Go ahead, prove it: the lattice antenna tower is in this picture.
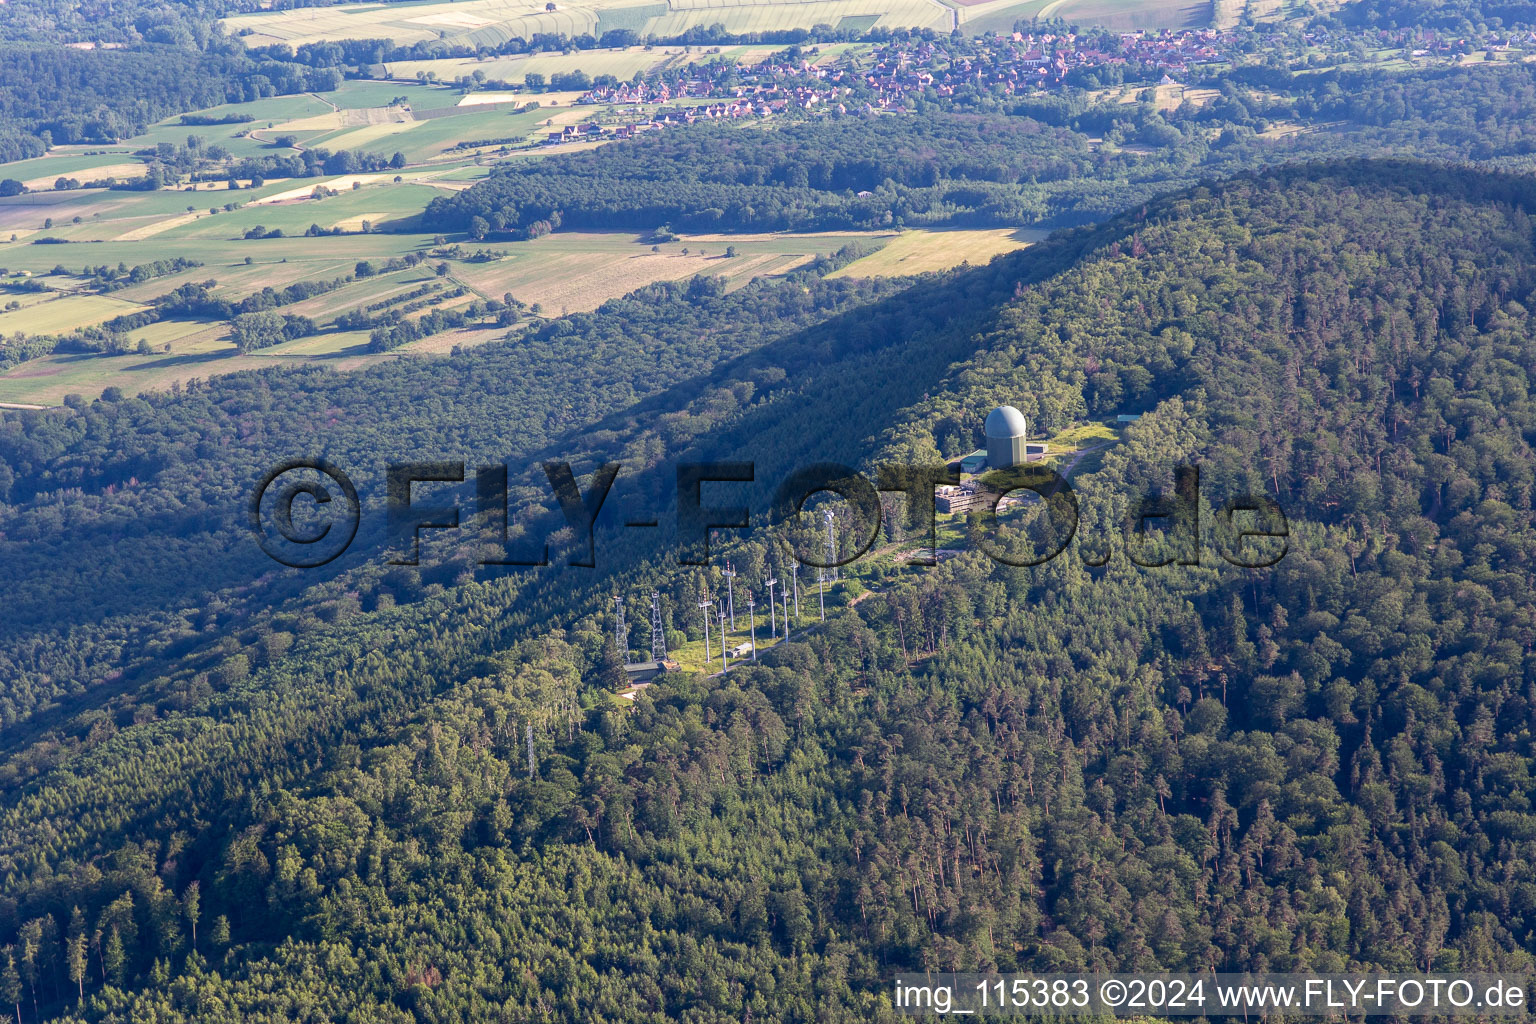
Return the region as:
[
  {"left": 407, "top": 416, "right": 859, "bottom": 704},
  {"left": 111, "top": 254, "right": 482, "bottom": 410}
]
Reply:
[
  {"left": 822, "top": 508, "right": 838, "bottom": 583},
  {"left": 613, "top": 592, "right": 628, "bottom": 654},
  {"left": 722, "top": 563, "right": 737, "bottom": 629},
  {"left": 698, "top": 595, "right": 714, "bottom": 661},
  {"left": 764, "top": 575, "right": 779, "bottom": 639},
  {"left": 650, "top": 590, "right": 666, "bottom": 661},
  {"left": 746, "top": 592, "right": 757, "bottom": 661}
]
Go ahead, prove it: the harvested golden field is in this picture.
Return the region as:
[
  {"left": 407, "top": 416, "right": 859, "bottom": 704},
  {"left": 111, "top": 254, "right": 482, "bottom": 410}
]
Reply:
[
  {"left": 827, "top": 228, "right": 1046, "bottom": 278},
  {"left": 449, "top": 232, "right": 842, "bottom": 312},
  {"left": 0, "top": 293, "right": 149, "bottom": 335}
]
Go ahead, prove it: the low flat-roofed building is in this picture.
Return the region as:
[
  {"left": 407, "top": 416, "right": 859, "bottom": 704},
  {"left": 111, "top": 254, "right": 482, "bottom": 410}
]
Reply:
[
  {"left": 624, "top": 661, "right": 666, "bottom": 683},
  {"left": 936, "top": 484, "right": 982, "bottom": 513}
]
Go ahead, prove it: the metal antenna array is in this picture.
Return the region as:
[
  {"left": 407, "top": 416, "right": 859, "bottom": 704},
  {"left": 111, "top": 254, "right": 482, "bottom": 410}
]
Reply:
[
  {"left": 613, "top": 592, "right": 627, "bottom": 655},
  {"left": 722, "top": 563, "right": 738, "bottom": 629},
  {"left": 698, "top": 596, "right": 714, "bottom": 661},
  {"left": 822, "top": 508, "right": 838, "bottom": 583},
  {"left": 819, "top": 508, "right": 836, "bottom": 622},
  {"left": 790, "top": 563, "right": 800, "bottom": 621},
  {"left": 650, "top": 590, "right": 666, "bottom": 661},
  {"left": 746, "top": 593, "right": 757, "bottom": 661},
  {"left": 764, "top": 576, "right": 778, "bottom": 639}
]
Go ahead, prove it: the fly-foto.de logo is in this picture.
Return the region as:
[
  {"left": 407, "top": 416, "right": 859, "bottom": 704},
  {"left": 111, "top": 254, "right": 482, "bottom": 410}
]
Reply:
[{"left": 249, "top": 459, "right": 1288, "bottom": 571}]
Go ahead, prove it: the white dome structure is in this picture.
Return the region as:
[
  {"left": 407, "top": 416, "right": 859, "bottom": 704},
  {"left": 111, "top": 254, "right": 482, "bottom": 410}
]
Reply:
[{"left": 984, "top": 405, "right": 1028, "bottom": 469}]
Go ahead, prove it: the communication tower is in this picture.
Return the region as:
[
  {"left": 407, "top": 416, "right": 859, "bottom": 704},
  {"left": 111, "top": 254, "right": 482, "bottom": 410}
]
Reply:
[{"left": 650, "top": 590, "right": 666, "bottom": 661}]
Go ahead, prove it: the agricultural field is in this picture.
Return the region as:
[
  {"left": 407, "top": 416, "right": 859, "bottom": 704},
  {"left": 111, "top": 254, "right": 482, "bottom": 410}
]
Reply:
[
  {"left": 0, "top": 341, "right": 267, "bottom": 408},
  {"left": 0, "top": 226, "right": 881, "bottom": 406},
  {"left": 826, "top": 227, "right": 1047, "bottom": 278},
  {"left": 253, "top": 99, "right": 571, "bottom": 164},
  {"left": 1039, "top": 0, "right": 1211, "bottom": 30},
  {"left": 0, "top": 293, "right": 148, "bottom": 335},
  {"left": 381, "top": 106, "right": 560, "bottom": 162},
  {"left": 0, "top": 167, "right": 489, "bottom": 249},
  {"left": 1090, "top": 81, "right": 1219, "bottom": 109},
  {"left": 0, "top": 81, "right": 551, "bottom": 206},
  {"left": 644, "top": 0, "right": 953, "bottom": 36},
  {"left": 374, "top": 43, "right": 872, "bottom": 90},
  {"left": 383, "top": 48, "right": 697, "bottom": 86},
  {"left": 224, "top": 0, "right": 958, "bottom": 50},
  {"left": 0, "top": 94, "right": 367, "bottom": 198},
  {"left": 448, "top": 230, "right": 860, "bottom": 313},
  {"left": 165, "top": 182, "right": 447, "bottom": 238},
  {"left": 953, "top": 0, "right": 1210, "bottom": 32},
  {"left": 226, "top": 0, "right": 661, "bottom": 48},
  {"left": 0, "top": 150, "right": 141, "bottom": 186}
]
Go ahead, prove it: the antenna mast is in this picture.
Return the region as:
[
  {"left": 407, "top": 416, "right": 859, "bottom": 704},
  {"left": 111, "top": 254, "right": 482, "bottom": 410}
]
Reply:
[
  {"left": 650, "top": 590, "right": 666, "bottom": 661},
  {"left": 819, "top": 508, "right": 836, "bottom": 622},
  {"left": 722, "top": 563, "right": 737, "bottom": 629},
  {"left": 746, "top": 593, "right": 757, "bottom": 661},
  {"left": 613, "top": 592, "right": 627, "bottom": 655},
  {"left": 764, "top": 576, "right": 778, "bottom": 639},
  {"left": 822, "top": 508, "right": 838, "bottom": 583},
  {"left": 698, "top": 596, "right": 714, "bottom": 661}
]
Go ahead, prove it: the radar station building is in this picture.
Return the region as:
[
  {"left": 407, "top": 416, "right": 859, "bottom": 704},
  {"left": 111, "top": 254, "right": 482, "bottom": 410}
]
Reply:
[
  {"left": 985, "top": 405, "right": 1029, "bottom": 469},
  {"left": 947, "top": 404, "right": 1049, "bottom": 490}
]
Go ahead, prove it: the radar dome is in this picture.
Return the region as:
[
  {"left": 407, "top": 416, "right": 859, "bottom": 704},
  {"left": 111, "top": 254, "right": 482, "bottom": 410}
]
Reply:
[
  {"left": 984, "top": 405, "right": 1028, "bottom": 469},
  {"left": 985, "top": 405, "right": 1028, "bottom": 438}
]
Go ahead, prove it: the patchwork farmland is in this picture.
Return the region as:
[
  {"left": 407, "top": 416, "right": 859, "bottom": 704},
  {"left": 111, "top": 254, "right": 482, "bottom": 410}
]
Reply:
[
  {"left": 0, "top": 127, "right": 923, "bottom": 407},
  {"left": 224, "top": 0, "right": 1212, "bottom": 49},
  {"left": 224, "top": 0, "right": 962, "bottom": 50}
]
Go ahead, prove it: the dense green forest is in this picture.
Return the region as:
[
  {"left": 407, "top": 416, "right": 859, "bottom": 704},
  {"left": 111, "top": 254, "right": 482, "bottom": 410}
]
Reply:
[
  {"left": 0, "top": 45, "right": 340, "bottom": 149},
  {"left": 422, "top": 115, "right": 1102, "bottom": 234},
  {"left": 1340, "top": 0, "right": 1536, "bottom": 28},
  {"left": 0, "top": 0, "right": 240, "bottom": 46},
  {"left": 3, "top": 161, "right": 1536, "bottom": 1020}
]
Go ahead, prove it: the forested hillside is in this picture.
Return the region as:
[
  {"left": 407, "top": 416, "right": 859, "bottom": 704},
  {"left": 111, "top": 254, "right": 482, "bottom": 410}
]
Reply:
[
  {"left": 423, "top": 63, "right": 1536, "bottom": 237},
  {"left": 0, "top": 45, "right": 340, "bottom": 149},
  {"left": 3, "top": 162, "right": 1536, "bottom": 1021}
]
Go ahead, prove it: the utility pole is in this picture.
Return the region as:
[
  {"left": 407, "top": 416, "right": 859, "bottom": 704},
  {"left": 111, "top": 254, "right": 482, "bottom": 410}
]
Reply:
[
  {"left": 698, "top": 596, "right": 714, "bottom": 661},
  {"left": 719, "top": 610, "right": 728, "bottom": 674},
  {"left": 722, "top": 563, "right": 737, "bottom": 629},
  {"left": 765, "top": 576, "right": 778, "bottom": 639},
  {"left": 782, "top": 587, "right": 791, "bottom": 642},
  {"left": 791, "top": 562, "right": 800, "bottom": 621},
  {"left": 819, "top": 568, "right": 827, "bottom": 622},
  {"left": 746, "top": 593, "right": 757, "bottom": 661}
]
